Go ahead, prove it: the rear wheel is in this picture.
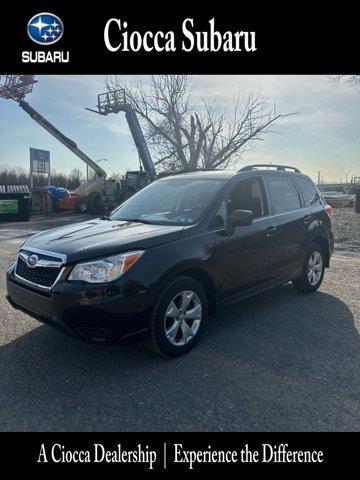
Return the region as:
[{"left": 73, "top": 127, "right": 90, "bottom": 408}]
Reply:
[
  {"left": 148, "top": 277, "right": 208, "bottom": 357},
  {"left": 292, "top": 243, "right": 325, "bottom": 293},
  {"left": 75, "top": 200, "right": 87, "bottom": 213}
]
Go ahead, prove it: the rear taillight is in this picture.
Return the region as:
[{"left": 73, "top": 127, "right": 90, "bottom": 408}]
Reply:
[{"left": 325, "top": 204, "right": 333, "bottom": 218}]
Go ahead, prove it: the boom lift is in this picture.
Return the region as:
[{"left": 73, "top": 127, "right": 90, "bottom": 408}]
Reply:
[
  {"left": 86, "top": 89, "right": 157, "bottom": 199},
  {"left": 19, "top": 100, "right": 107, "bottom": 181},
  {"left": 0, "top": 75, "right": 106, "bottom": 180},
  {"left": 0, "top": 76, "right": 156, "bottom": 214}
]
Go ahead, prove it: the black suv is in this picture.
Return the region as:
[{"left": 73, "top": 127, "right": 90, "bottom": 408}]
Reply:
[{"left": 6, "top": 165, "right": 334, "bottom": 357}]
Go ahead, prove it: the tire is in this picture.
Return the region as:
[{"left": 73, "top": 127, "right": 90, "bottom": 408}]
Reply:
[
  {"left": 75, "top": 200, "right": 87, "bottom": 213},
  {"left": 148, "top": 276, "right": 208, "bottom": 357},
  {"left": 292, "top": 243, "right": 325, "bottom": 293},
  {"left": 88, "top": 192, "right": 104, "bottom": 215}
]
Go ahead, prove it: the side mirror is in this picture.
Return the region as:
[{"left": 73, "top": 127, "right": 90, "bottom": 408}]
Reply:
[{"left": 229, "top": 209, "right": 253, "bottom": 227}]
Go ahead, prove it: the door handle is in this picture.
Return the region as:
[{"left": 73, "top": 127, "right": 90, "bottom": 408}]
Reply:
[
  {"left": 266, "top": 226, "right": 278, "bottom": 236},
  {"left": 303, "top": 214, "right": 312, "bottom": 224}
]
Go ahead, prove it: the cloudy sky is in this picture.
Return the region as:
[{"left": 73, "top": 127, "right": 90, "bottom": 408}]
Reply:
[{"left": 0, "top": 75, "right": 359, "bottom": 183}]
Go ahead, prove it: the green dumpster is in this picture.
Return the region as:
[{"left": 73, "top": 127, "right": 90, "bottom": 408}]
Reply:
[{"left": 0, "top": 185, "right": 30, "bottom": 222}]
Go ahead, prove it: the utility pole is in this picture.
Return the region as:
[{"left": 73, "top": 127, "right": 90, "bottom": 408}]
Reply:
[{"left": 317, "top": 171, "right": 321, "bottom": 186}]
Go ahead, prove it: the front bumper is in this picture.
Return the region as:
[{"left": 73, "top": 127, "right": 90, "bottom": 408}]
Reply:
[{"left": 6, "top": 267, "right": 152, "bottom": 343}]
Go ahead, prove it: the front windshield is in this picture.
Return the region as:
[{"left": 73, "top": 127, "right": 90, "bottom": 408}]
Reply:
[{"left": 110, "top": 177, "right": 224, "bottom": 225}]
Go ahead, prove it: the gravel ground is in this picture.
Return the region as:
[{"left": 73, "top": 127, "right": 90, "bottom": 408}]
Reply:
[
  {"left": 0, "top": 211, "right": 359, "bottom": 431},
  {"left": 332, "top": 207, "right": 360, "bottom": 252}
]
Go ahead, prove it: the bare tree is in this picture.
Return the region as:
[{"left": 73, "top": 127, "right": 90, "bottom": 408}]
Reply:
[
  {"left": 0, "top": 164, "right": 28, "bottom": 185},
  {"left": 340, "top": 165, "right": 352, "bottom": 183},
  {"left": 104, "top": 75, "right": 294, "bottom": 173},
  {"left": 0, "top": 164, "right": 83, "bottom": 190},
  {"left": 69, "top": 168, "right": 82, "bottom": 188}
]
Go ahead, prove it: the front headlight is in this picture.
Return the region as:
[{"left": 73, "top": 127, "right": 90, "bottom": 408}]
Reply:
[{"left": 68, "top": 251, "right": 144, "bottom": 284}]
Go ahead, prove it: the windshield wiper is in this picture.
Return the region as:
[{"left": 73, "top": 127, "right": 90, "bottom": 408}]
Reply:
[{"left": 119, "top": 218, "right": 157, "bottom": 224}]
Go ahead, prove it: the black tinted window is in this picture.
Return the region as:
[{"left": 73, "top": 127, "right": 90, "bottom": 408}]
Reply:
[
  {"left": 295, "top": 177, "right": 322, "bottom": 207},
  {"left": 228, "top": 177, "right": 268, "bottom": 219},
  {"left": 266, "top": 176, "right": 301, "bottom": 214}
]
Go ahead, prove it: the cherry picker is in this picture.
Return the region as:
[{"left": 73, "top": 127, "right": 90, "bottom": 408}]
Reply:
[{"left": 0, "top": 75, "right": 157, "bottom": 214}]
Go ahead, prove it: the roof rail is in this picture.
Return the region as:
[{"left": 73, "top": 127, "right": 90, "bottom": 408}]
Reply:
[
  {"left": 157, "top": 168, "right": 227, "bottom": 178},
  {"left": 239, "top": 164, "right": 301, "bottom": 173}
]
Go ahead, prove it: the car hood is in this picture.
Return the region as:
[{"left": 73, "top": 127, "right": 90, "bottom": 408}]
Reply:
[{"left": 23, "top": 219, "right": 184, "bottom": 263}]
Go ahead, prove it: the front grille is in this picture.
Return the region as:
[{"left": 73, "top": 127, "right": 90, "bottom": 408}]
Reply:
[{"left": 16, "top": 257, "right": 60, "bottom": 288}]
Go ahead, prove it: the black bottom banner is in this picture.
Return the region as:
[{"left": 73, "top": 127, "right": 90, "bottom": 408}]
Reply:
[{"left": 0, "top": 432, "right": 357, "bottom": 471}]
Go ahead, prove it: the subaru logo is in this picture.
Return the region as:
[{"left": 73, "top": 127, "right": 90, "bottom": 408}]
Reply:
[
  {"left": 26, "top": 254, "right": 39, "bottom": 268},
  {"left": 27, "top": 13, "right": 64, "bottom": 45}
]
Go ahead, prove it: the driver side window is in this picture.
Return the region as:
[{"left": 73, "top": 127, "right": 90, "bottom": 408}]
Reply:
[
  {"left": 228, "top": 177, "right": 268, "bottom": 219},
  {"left": 212, "top": 176, "right": 268, "bottom": 229}
]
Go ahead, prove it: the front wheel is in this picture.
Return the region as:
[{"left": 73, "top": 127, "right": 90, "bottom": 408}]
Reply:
[
  {"left": 148, "top": 277, "right": 208, "bottom": 357},
  {"left": 292, "top": 243, "right": 325, "bottom": 293},
  {"left": 88, "top": 192, "right": 104, "bottom": 215}
]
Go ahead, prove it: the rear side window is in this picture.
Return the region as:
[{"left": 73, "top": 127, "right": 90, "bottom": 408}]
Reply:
[
  {"left": 266, "top": 176, "right": 301, "bottom": 214},
  {"left": 294, "top": 177, "right": 322, "bottom": 207}
]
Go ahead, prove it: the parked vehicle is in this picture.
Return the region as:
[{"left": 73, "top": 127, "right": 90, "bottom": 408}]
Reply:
[
  {"left": 6, "top": 165, "right": 334, "bottom": 357},
  {"left": 44, "top": 186, "right": 70, "bottom": 211},
  {"left": 58, "top": 171, "right": 153, "bottom": 214}
]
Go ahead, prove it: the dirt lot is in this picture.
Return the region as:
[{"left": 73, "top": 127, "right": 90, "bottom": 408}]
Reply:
[
  {"left": 0, "top": 209, "right": 359, "bottom": 431},
  {"left": 332, "top": 207, "right": 360, "bottom": 252}
]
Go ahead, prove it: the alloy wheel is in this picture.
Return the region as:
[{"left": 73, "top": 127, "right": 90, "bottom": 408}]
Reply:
[
  {"left": 164, "top": 290, "right": 202, "bottom": 346},
  {"left": 307, "top": 250, "right": 323, "bottom": 286}
]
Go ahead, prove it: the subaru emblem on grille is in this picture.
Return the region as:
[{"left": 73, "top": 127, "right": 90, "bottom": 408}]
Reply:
[{"left": 26, "top": 254, "right": 39, "bottom": 268}]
